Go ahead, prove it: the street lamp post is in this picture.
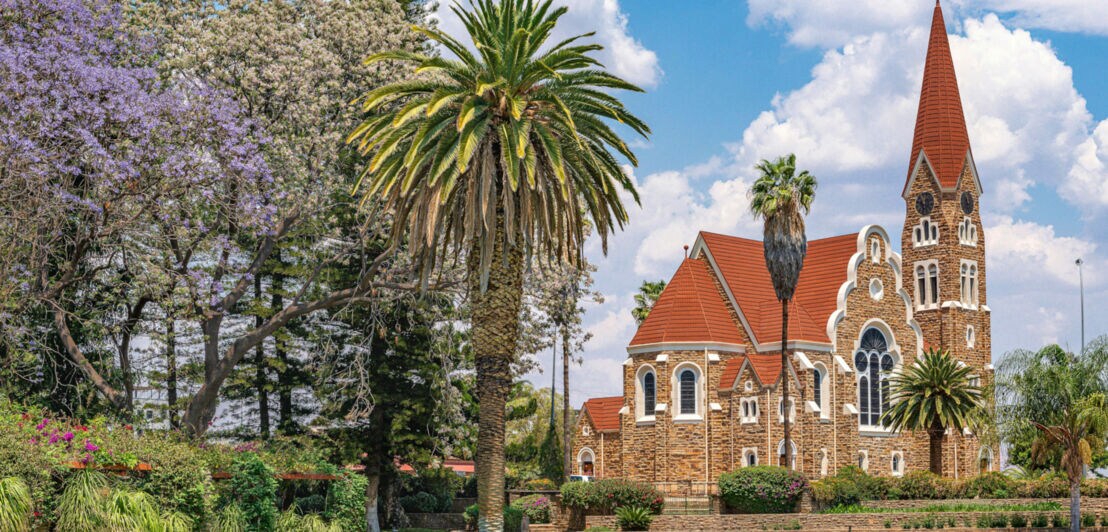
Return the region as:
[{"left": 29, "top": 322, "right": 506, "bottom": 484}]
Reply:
[{"left": 1077, "top": 258, "right": 1085, "bottom": 354}]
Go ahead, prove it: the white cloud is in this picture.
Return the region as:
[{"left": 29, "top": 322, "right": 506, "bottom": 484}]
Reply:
[
  {"left": 986, "top": 215, "right": 1098, "bottom": 286},
  {"left": 1062, "top": 119, "right": 1108, "bottom": 211},
  {"left": 432, "top": 0, "right": 661, "bottom": 87},
  {"left": 746, "top": 0, "right": 932, "bottom": 48},
  {"left": 976, "top": 0, "right": 1108, "bottom": 35}
]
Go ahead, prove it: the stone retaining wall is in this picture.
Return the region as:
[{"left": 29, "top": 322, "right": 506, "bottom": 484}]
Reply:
[
  {"left": 406, "top": 511, "right": 466, "bottom": 530},
  {"left": 585, "top": 512, "right": 1099, "bottom": 531}
]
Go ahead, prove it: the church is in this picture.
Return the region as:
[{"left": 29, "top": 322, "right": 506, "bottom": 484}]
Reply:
[{"left": 571, "top": 1, "right": 995, "bottom": 493}]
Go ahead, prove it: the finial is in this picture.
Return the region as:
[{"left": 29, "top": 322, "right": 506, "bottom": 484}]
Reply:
[{"left": 683, "top": 244, "right": 689, "bottom": 258}]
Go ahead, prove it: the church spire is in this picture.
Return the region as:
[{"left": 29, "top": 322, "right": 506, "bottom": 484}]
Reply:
[{"left": 905, "top": 0, "right": 971, "bottom": 191}]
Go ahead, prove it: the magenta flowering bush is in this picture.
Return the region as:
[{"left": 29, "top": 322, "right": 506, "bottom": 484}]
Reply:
[
  {"left": 719, "top": 466, "right": 809, "bottom": 514},
  {"left": 509, "top": 494, "right": 552, "bottom": 523}
]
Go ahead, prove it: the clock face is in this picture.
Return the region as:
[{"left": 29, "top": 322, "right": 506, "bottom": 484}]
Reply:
[
  {"left": 961, "top": 192, "right": 974, "bottom": 214},
  {"left": 915, "top": 192, "right": 934, "bottom": 216}
]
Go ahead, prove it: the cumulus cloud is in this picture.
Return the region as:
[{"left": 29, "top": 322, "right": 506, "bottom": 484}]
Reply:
[
  {"left": 432, "top": 0, "right": 661, "bottom": 87},
  {"left": 746, "top": 0, "right": 932, "bottom": 48},
  {"left": 1062, "top": 119, "right": 1108, "bottom": 210},
  {"left": 986, "top": 215, "right": 1099, "bottom": 286},
  {"left": 976, "top": 0, "right": 1108, "bottom": 35}
]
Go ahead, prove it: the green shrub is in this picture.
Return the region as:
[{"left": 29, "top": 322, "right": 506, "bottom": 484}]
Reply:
[
  {"left": 974, "top": 513, "right": 990, "bottom": 528},
  {"left": 1082, "top": 479, "right": 1108, "bottom": 497},
  {"left": 510, "top": 494, "right": 552, "bottom": 524},
  {"left": 894, "top": 471, "right": 945, "bottom": 500},
  {"left": 400, "top": 491, "right": 439, "bottom": 513},
  {"left": 324, "top": 472, "right": 367, "bottom": 529},
  {"left": 810, "top": 466, "right": 892, "bottom": 507},
  {"left": 718, "top": 466, "right": 808, "bottom": 514},
  {"left": 228, "top": 452, "right": 277, "bottom": 532},
  {"left": 959, "top": 472, "right": 1017, "bottom": 499},
  {"left": 1052, "top": 513, "right": 1069, "bottom": 528},
  {"left": 1030, "top": 513, "right": 1048, "bottom": 527},
  {"left": 584, "top": 527, "right": 615, "bottom": 532},
  {"left": 614, "top": 506, "right": 653, "bottom": 531},
  {"left": 560, "top": 479, "right": 664, "bottom": 514},
  {"left": 1008, "top": 513, "right": 1026, "bottom": 527},
  {"left": 463, "top": 504, "right": 525, "bottom": 532},
  {"left": 1017, "top": 472, "right": 1068, "bottom": 498},
  {"left": 988, "top": 513, "right": 1008, "bottom": 527},
  {"left": 525, "top": 478, "right": 558, "bottom": 490},
  {"left": 1083, "top": 513, "right": 1097, "bottom": 527}
]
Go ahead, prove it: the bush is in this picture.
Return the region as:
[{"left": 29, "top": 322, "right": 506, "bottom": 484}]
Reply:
[
  {"left": 958, "top": 472, "right": 1017, "bottom": 499},
  {"left": 510, "top": 494, "right": 552, "bottom": 524},
  {"left": 560, "top": 479, "right": 664, "bottom": 515},
  {"left": 463, "top": 504, "right": 525, "bottom": 532},
  {"left": 228, "top": 452, "right": 278, "bottom": 532},
  {"left": 810, "top": 466, "right": 894, "bottom": 508},
  {"left": 1030, "top": 513, "right": 1048, "bottom": 527},
  {"left": 1053, "top": 513, "right": 1069, "bottom": 528},
  {"left": 1083, "top": 513, "right": 1097, "bottom": 527},
  {"left": 614, "top": 506, "right": 653, "bottom": 531},
  {"left": 988, "top": 513, "right": 1008, "bottom": 527},
  {"left": 324, "top": 472, "right": 367, "bottom": 530},
  {"left": 894, "top": 471, "right": 946, "bottom": 500},
  {"left": 400, "top": 491, "right": 440, "bottom": 513},
  {"left": 1009, "top": 513, "right": 1027, "bottom": 527},
  {"left": 718, "top": 466, "right": 807, "bottom": 514},
  {"left": 525, "top": 478, "right": 558, "bottom": 490},
  {"left": 1017, "top": 472, "right": 1068, "bottom": 498},
  {"left": 0, "top": 477, "right": 32, "bottom": 532}
]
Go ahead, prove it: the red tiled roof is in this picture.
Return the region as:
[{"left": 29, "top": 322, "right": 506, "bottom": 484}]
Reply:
[
  {"left": 699, "top": 232, "right": 857, "bottom": 345},
  {"left": 719, "top": 354, "right": 787, "bottom": 390},
  {"left": 582, "top": 396, "right": 623, "bottom": 432},
  {"left": 906, "top": 0, "right": 971, "bottom": 190},
  {"left": 629, "top": 258, "right": 745, "bottom": 347}
]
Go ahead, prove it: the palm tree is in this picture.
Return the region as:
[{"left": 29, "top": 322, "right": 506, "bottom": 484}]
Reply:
[
  {"left": 882, "top": 348, "right": 983, "bottom": 476},
  {"left": 347, "top": 1, "right": 648, "bottom": 529},
  {"left": 749, "top": 153, "right": 816, "bottom": 470},
  {"left": 996, "top": 340, "right": 1108, "bottom": 532},
  {"left": 631, "top": 280, "right": 666, "bottom": 325}
]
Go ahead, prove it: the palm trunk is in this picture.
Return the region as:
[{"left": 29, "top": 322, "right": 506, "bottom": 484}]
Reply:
[
  {"left": 1070, "top": 479, "right": 1080, "bottom": 532},
  {"left": 471, "top": 219, "right": 525, "bottom": 532},
  {"left": 781, "top": 299, "right": 791, "bottom": 470},
  {"left": 927, "top": 420, "right": 944, "bottom": 475},
  {"left": 562, "top": 323, "right": 571, "bottom": 482}
]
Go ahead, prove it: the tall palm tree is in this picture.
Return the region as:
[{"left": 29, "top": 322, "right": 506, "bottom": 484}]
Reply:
[
  {"left": 882, "top": 348, "right": 983, "bottom": 475},
  {"left": 996, "top": 341, "right": 1108, "bottom": 532},
  {"left": 347, "top": 1, "right": 648, "bottom": 529},
  {"left": 749, "top": 153, "right": 816, "bottom": 470},
  {"left": 631, "top": 280, "right": 666, "bottom": 325}
]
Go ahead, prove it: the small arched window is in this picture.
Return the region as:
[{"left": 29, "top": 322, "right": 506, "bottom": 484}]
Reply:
[
  {"left": 679, "top": 369, "right": 697, "bottom": 415},
  {"left": 928, "top": 264, "right": 939, "bottom": 305},
  {"left": 812, "top": 369, "right": 823, "bottom": 409},
  {"left": 643, "top": 372, "right": 656, "bottom": 413}
]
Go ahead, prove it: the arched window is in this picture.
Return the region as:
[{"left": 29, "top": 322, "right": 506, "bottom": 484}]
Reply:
[
  {"left": 812, "top": 368, "right": 822, "bottom": 409},
  {"left": 578, "top": 448, "right": 595, "bottom": 476},
  {"left": 855, "top": 328, "right": 895, "bottom": 429},
  {"left": 743, "top": 448, "right": 758, "bottom": 467},
  {"left": 969, "top": 264, "right": 978, "bottom": 305},
  {"left": 857, "top": 451, "right": 869, "bottom": 471},
  {"left": 960, "top": 260, "right": 979, "bottom": 306},
  {"left": 928, "top": 264, "right": 939, "bottom": 305},
  {"left": 912, "top": 217, "right": 939, "bottom": 247},
  {"left": 979, "top": 447, "right": 994, "bottom": 473},
  {"left": 673, "top": 364, "right": 702, "bottom": 419},
  {"left": 891, "top": 451, "right": 904, "bottom": 477},
  {"left": 635, "top": 366, "right": 657, "bottom": 422},
  {"left": 777, "top": 440, "right": 798, "bottom": 469},
  {"left": 916, "top": 266, "right": 927, "bottom": 307}
]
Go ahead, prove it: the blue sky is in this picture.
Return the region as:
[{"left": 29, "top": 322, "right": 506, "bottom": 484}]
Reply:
[{"left": 436, "top": 0, "right": 1108, "bottom": 402}]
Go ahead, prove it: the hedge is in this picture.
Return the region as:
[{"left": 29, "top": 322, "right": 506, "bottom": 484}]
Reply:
[
  {"left": 560, "top": 479, "right": 665, "bottom": 515},
  {"left": 718, "top": 466, "right": 808, "bottom": 514},
  {"left": 510, "top": 493, "right": 552, "bottom": 524}
]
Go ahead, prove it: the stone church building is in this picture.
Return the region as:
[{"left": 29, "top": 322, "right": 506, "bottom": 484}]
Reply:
[{"left": 572, "top": 1, "right": 995, "bottom": 493}]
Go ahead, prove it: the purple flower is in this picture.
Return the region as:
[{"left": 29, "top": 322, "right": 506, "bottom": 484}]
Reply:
[
  {"left": 84, "top": 440, "right": 99, "bottom": 452},
  {"left": 48, "top": 433, "right": 60, "bottom": 444},
  {"left": 63, "top": 431, "right": 74, "bottom": 442}
]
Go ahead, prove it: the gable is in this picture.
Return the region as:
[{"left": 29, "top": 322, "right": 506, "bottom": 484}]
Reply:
[
  {"left": 628, "top": 257, "right": 745, "bottom": 348},
  {"left": 581, "top": 396, "right": 622, "bottom": 432}
]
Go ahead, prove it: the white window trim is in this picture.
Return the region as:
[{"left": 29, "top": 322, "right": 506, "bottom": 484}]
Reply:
[
  {"left": 870, "top": 238, "right": 881, "bottom": 263},
  {"left": 635, "top": 364, "right": 658, "bottom": 424},
  {"left": 855, "top": 328, "right": 900, "bottom": 433},
  {"left": 739, "top": 397, "right": 759, "bottom": 424},
  {"left": 812, "top": 363, "right": 830, "bottom": 420},
  {"left": 959, "top": 259, "right": 979, "bottom": 309},
  {"left": 958, "top": 217, "right": 978, "bottom": 247},
  {"left": 858, "top": 450, "right": 869, "bottom": 472},
  {"left": 914, "top": 260, "right": 940, "bottom": 310},
  {"left": 777, "top": 439, "right": 798, "bottom": 469},
  {"left": 742, "top": 447, "right": 758, "bottom": 467},
  {"left": 890, "top": 451, "right": 905, "bottom": 477},
  {"left": 577, "top": 448, "right": 595, "bottom": 475},
  {"left": 672, "top": 362, "right": 704, "bottom": 422},
  {"left": 582, "top": 424, "right": 591, "bottom": 436},
  {"left": 912, "top": 216, "right": 939, "bottom": 247},
  {"left": 966, "top": 325, "right": 976, "bottom": 349}
]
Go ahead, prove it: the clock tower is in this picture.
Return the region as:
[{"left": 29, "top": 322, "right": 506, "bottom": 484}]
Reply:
[{"left": 901, "top": 0, "right": 991, "bottom": 374}]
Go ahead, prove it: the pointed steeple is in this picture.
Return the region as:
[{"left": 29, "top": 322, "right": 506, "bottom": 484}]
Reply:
[{"left": 906, "top": 0, "right": 971, "bottom": 191}]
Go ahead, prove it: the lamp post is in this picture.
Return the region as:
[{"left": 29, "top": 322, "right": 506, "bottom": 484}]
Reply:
[{"left": 1077, "top": 258, "right": 1085, "bottom": 354}]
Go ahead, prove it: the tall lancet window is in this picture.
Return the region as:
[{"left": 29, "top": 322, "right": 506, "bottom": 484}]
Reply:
[{"left": 855, "top": 328, "right": 895, "bottom": 429}]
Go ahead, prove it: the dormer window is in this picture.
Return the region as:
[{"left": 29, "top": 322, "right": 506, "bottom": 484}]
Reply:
[
  {"left": 958, "top": 217, "right": 977, "bottom": 246},
  {"left": 912, "top": 217, "right": 939, "bottom": 247}
]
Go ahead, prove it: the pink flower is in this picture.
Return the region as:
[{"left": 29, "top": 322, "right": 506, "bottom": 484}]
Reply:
[
  {"left": 84, "top": 440, "right": 99, "bottom": 452},
  {"left": 63, "top": 431, "right": 74, "bottom": 442},
  {"left": 48, "top": 433, "right": 60, "bottom": 444}
]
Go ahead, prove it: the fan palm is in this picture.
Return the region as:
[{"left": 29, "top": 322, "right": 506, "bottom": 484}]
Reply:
[
  {"left": 996, "top": 341, "right": 1108, "bottom": 532},
  {"left": 631, "top": 280, "right": 666, "bottom": 325},
  {"left": 749, "top": 153, "right": 816, "bottom": 469},
  {"left": 347, "top": 1, "right": 648, "bottom": 529},
  {"left": 882, "top": 348, "right": 983, "bottom": 475}
]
